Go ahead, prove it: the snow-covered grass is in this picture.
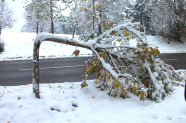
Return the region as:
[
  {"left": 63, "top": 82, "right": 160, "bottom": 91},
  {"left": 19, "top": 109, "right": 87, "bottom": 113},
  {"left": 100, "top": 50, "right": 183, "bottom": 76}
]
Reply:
[
  {"left": 0, "top": 80, "right": 186, "bottom": 123},
  {"left": 0, "top": 32, "right": 186, "bottom": 61},
  {"left": 146, "top": 36, "right": 186, "bottom": 53},
  {"left": 0, "top": 36, "right": 4, "bottom": 44},
  {"left": 0, "top": 32, "right": 92, "bottom": 61}
]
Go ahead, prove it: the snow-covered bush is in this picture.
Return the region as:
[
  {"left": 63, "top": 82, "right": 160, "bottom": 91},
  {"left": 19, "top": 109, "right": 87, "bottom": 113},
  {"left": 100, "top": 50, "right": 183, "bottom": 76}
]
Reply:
[
  {"left": 81, "top": 23, "right": 184, "bottom": 102},
  {"left": 0, "top": 36, "right": 5, "bottom": 53}
]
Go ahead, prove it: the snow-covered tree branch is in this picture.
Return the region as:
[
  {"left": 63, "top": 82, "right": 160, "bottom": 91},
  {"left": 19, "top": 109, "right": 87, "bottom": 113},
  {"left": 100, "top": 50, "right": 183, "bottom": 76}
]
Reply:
[{"left": 33, "top": 23, "right": 184, "bottom": 102}]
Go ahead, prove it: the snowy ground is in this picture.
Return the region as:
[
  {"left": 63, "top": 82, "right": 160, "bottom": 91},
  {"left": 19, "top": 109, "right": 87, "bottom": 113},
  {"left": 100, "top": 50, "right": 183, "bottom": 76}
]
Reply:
[
  {"left": 0, "top": 32, "right": 92, "bottom": 61},
  {"left": 146, "top": 36, "right": 186, "bottom": 53},
  {"left": 0, "top": 32, "right": 186, "bottom": 61},
  {"left": 0, "top": 80, "right": 186, "bottom": 123}
]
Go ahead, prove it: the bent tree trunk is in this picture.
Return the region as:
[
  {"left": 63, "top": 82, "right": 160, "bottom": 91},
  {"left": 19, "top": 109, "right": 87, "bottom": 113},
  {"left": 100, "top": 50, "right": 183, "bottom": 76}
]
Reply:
[
  {"left": 33, "top": 23, "right": 184, "bottom": 101},
  {"left": 0, "top": 26, "right": 2, "bottom": 35},
  {"left": 33, "top": 35, "right": 91, "bottom": 98}
]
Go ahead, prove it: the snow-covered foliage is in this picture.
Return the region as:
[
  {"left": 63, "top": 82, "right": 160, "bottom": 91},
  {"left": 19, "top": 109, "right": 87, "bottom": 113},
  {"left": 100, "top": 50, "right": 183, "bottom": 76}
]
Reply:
[
  {"left": 128, "top": 0, "right": 155, "bottom": 35},
  {"left": 24, "top": 0, "right": 50, "bottom": 34},
  {"left": 0, "top": 1, "right": 15, "bottom": 34},
  {"left": 33, "top": 23, "right": 184, "bottom": 102},
  {"left": 81, "top": 23, "right": 184, "bottom": 102},
  {"left": 68, "top": 0, "right": 131, "bottom": 34},
  {"left": 24, "top": 0, "right": 62, "bottom": 34},
  {"left": 0, "top": 35, "right": 5, "bottom": 52}
]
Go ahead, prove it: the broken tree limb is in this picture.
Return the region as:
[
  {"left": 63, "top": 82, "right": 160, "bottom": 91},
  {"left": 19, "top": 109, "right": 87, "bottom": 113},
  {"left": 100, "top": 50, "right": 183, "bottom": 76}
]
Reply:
[
  {"left": 33, "top": 23, "right": 184, "bottom": 101},
  {"left": 33, "top": 34, "right": 94, "bottom": 98}
]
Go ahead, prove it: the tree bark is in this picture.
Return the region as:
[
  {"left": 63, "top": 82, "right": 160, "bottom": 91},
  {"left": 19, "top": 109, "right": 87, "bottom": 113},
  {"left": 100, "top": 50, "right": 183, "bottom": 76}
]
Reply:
[
  {"left": 0, "top": 26, "right": 1, "bottom": 35},
  {"left": 92, "top": 0, "right": 95, "bottom": 31},
  {"left": 72, "top": 25, "right": 76, "bottom": 39},
  {"left": 50, "top": 0, "right": 54, "bottom": 34},
  {"left": 33, "top": 34, "right": 92, "bottom": 98},
  {"left": 36, "top": 21, "right": 39, "bottom": 34},
  {"left": 33, "top": 41, "right": 41, "bottom": 98},
  {"left": 98, "top": 12, "right": 102, "bottom": 35}
]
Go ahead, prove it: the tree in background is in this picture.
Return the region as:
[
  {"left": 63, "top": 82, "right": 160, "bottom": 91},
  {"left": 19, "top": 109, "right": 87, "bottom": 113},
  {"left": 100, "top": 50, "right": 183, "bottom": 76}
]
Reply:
[
  {"left": 0, "top": 1, "right": 15, "bottom": 35},
  {"left": 24, "top": 0, "right": 50, "bottom": 34},
  {"left": 48, "top": 0, "right": 62, "bottom": 34},
  {"left": 128, "top": 0, "right": 155, "bottom": 35},
  {"left": 24, "top": 0, "right": 62, "bottom": 34},
  {"left": 69, "top": 0, "right": 131, "bottom": 36},
  {"left": 150, "top": 0, "right": 186, "bottom": 42}
]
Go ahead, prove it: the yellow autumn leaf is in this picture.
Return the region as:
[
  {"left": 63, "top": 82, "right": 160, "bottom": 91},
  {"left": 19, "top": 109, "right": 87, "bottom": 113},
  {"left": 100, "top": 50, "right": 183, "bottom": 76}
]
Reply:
[
  {"left": 81, "top": 81, "right": 88, "bottom": 88},
  {"left": 132, "top": 85, "right": 137, "bottom": 94},
  {"left": 95, "top": 3, "right": 100, "bottom": 8},
  {"left": 113, "top": 93, "right": 117, "bottom": 97},
  {"left": 123, "top": 30, "right": 129, "bottom": 37},
  {"left": 154, "top": 49, "right": 159, "bottom": 56},
  {"left": 92, "top": 96, "right": 95, "bottom": 99},
  {"left": 88, "top": 21, "right": 92, "bottom": 25}
]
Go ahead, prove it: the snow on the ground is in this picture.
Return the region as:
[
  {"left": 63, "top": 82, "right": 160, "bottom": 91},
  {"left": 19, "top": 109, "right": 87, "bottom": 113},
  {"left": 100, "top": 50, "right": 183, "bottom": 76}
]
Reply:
[
  {"left": 0, "top": 80, "right": 186, "bottom": 123},
  {"left": 0, "top": 36, "right": 4, "bottom": 43},
  {"left": 146, "top": 36, "right": 186, "bottom": 53},
  {"left": 0, "top": 32, "right": 186, "bottom": 61},
  {"left": 0, "top": 32, "right": 92, "bottom": 61}
]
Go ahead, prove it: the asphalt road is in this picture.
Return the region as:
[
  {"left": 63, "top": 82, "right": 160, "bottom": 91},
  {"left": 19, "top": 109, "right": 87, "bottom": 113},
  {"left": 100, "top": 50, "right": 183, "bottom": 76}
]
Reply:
[
  {"left": 158, "top": 53, "right": 186, "bottom": 70},
  {"left": 0, "top": 53, "right": 185, "bottom": 86}
]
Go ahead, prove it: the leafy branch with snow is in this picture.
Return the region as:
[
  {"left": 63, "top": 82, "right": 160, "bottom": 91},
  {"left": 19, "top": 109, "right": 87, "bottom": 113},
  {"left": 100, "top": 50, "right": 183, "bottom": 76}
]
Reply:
[{"left": 33, "top": 23, "right": 184, "bottom": 102}]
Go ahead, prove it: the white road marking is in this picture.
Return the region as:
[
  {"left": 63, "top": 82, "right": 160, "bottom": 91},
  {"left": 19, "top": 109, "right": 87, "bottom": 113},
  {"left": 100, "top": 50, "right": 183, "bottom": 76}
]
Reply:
[
  {"left": 163, "top": 59, "right": 178, "bottom": 61},
  {"left": 19, "top": 65, "right": 84, "bottom": 71}
]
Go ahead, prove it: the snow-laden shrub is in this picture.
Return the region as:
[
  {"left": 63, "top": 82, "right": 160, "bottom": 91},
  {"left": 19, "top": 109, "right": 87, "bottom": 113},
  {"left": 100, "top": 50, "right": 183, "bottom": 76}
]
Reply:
[
  {"left": 0, "top": 36, "right": 5, "bottom": 53},
  {"left": 81, "top": 23, "right": 184, "bottom": 102}
]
